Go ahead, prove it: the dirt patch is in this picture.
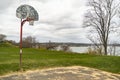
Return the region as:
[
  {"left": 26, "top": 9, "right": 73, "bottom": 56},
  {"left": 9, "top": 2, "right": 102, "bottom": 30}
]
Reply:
[{"left": 0, "top": 66, "right": 120, "bottom": 80}]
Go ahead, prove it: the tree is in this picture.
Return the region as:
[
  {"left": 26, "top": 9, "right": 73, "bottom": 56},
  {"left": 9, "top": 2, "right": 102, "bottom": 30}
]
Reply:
[
  {"left": 0, "top": 34, "right": 6, "bottom": 42},
  {"left": 108, "top": 41, "right": 118, "bottom": 56},
  {"left": 83, "top": 0, "right": 119, "bottom": 55},
  {"left": 60, "top": 44, "right": 71, "bottom": 52},
  {"left": 22, "top": 36, "right": 37, "bottom": 48},
  {"left": 46, "top": 40, "right": 57, "bottom": 50}
]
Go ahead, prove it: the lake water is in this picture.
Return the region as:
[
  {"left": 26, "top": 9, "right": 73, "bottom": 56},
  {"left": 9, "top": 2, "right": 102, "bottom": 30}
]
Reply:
[{"left": 70, "top": 46, "right": 120, "bottom": 56}]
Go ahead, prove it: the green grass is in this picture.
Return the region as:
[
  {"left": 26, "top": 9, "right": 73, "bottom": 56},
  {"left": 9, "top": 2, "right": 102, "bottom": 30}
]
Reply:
[{"left": 0, "top": 47, "right": 120, "bottom": 75}]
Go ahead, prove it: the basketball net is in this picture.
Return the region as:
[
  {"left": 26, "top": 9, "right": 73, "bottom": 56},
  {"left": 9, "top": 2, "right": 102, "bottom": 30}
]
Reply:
[
  {"left": 29, "top": 20, "right": 34, "bottom": 26},
  {"left": 26, "top": 17, "right": 34, "bottom": 26}
]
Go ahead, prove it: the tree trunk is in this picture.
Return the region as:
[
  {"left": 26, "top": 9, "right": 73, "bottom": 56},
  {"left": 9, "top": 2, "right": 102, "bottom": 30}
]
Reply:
[{"left": 103, "top": 42, "right": 107, "bottom": 55}]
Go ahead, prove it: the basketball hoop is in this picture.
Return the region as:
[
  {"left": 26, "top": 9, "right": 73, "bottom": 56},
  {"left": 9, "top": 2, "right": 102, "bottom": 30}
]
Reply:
[
  {"left": 16, "top": 4, "right": 39, "bottom": 70},
  {"left": 16, "top": 4, "right": 39, "bottom": 21}
]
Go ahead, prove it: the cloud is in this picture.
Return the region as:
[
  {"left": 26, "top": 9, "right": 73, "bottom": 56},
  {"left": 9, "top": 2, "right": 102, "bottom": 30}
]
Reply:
[
  {"left": 0, "top": 0, "right": 15, "bottom": 13},
  {"left": 0, "top": 0, "right": 89, "bottom": 43}
]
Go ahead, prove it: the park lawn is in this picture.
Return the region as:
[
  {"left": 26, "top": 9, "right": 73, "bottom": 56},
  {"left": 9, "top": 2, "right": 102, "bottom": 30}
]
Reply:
[{"left": 0, "top": 47, "right": 120, "bottom": 75}]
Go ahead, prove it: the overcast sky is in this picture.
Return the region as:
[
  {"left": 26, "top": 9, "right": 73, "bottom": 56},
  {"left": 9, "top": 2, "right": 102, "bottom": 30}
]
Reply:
[{"left": 0, "top": 0, "right": 92, "bottom": 43}]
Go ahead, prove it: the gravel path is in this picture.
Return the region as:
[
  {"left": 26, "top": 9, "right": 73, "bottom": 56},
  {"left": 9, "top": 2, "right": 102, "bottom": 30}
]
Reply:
[{"left": 0, "top": 66, "right": 120, "bottom": 80}]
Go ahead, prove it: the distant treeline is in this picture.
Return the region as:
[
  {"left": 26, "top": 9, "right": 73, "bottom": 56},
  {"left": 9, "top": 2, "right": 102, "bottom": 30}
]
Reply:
[
  {"left": 37, "top": 42, "right": 120, "bottom": 47},
  {"left": 38, "top": 42, "right": 92, "bottom": 47}
]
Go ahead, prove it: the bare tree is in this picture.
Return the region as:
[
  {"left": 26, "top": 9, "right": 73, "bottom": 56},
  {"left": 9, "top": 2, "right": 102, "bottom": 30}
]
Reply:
[
  {"left": 60, "top": 44, "right": 71, "bottom": 52},
  {"left": 46, "top": 40, "right": 57, "bottom": 50},
  {"left": 83, "top": 0, "right": 119, "bottom": 55},
  {"left": 108, "top": 41, "right": 118, "bottom": 56},
  {"left": 22, "top": 36, "right": 37, "bottom": 48},
  {"left": 0, "top": 34, "right": 6, "bottom": 42}
]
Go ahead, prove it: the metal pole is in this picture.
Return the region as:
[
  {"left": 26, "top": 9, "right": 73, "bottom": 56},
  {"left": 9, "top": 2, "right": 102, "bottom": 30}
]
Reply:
[
  {"left": 19, "top": 18, "right": 33, "bottom": 70},
  {"left": 19, "top": 19, "right": 23, "bottom": 70}
]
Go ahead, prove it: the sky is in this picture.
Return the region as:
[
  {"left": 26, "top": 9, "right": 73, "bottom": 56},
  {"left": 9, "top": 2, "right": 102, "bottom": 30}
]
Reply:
[{"left": 0, "top": 0, "right": 92, "bottom": 43}]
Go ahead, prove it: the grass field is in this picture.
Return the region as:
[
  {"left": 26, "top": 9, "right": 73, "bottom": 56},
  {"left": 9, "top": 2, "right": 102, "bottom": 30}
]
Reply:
[{"left": 0, "top": 46, "right": 120, "bottom": 75}]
